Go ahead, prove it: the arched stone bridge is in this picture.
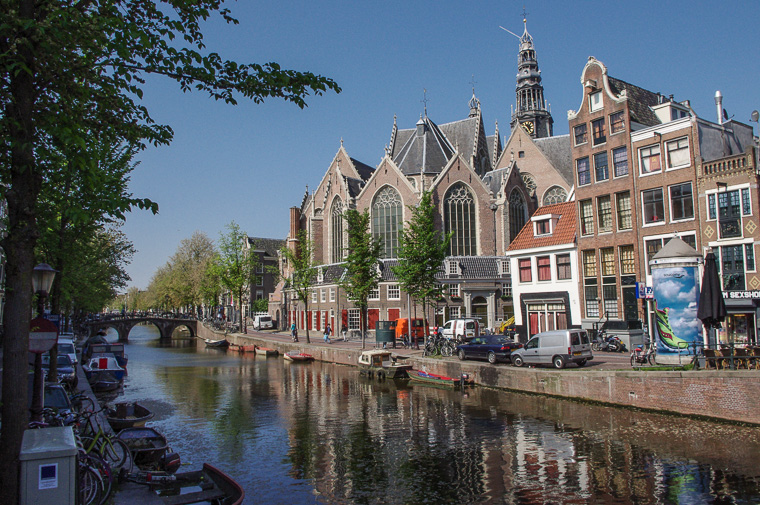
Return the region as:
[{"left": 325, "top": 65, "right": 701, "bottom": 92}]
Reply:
[{"left": 86, "top": 317, "right": 197, "bottom": 342}]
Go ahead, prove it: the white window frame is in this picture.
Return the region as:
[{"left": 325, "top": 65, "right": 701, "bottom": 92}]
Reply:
[
  {"left": 311, "top": 290, "right": 317, "bottom": 303},
  {"left": 368, "top": 286, "right": 380, "bottom": 301},
  {"left": 533, "top": 218, "right": 552, "bottom": 237},
  {"left": 317, "top": 268, "right": 324, "bottom": 283},
  {"left": 669, "top": 182, "right": 695, "bottom": 223},
  {"left": 387, "top": 284, "right": 400, "bottom": 300},
  {"left": 448, "top": 261, "right": 459, "bottom": 276},
  {"left": 573, "top": 123, "right": 588, "bottom": 146},
  {"left": 330, "top": 287, "right": 336, "bottom": 302},
  {"left": 449, "top": 306, "right": 461, "bottom": 319},
  {"left": 348, "top": 308, "right": 360, "bottom": 330},
  {"left": 642, "top": 188, "right": 665, "bottom": 225},
  {"left": 665, "top": 137, "right": 690, "bottom": 170},
  {"left": 589, "top": 91, "right": 603, "bottom": 112},
  {"left": 448, "top": 284, "right": 460, "bottom": 297},
  {"left": 320, "top": 289, "right": 326, "bottom": 303},
  {"left": 639, "top": 144, "right": 662, "bottom": 175}
]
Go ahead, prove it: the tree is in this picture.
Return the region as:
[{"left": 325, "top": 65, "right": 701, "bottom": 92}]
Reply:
[
  {"left": 166, "top": 231, "right": 217, "bottom": 313},
  {"left": 392, "top": 191, "right": 451, "bottom": 345},
  {"left": 213, "top": 222, "right": 258, "bottom": 332},
  {"left": 0, "top": 2, "right": 340, "bottom": 499},
  {"left": 280, "top": 230, "right": 319, "bottom": 344},
  {"left": 340, "top": 209, "right": 382, "bottom": 350}
]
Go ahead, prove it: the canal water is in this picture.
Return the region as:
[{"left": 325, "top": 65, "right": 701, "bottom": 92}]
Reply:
[{"left": 108, "top": 325, "right": 760, "bottom": 505}]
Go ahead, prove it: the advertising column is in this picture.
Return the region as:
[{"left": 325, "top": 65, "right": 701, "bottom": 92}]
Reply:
[{"left": 650, "top": 238, "right": 703, "bottom": 365}]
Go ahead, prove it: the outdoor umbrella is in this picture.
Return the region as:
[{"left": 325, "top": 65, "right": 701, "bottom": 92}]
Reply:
[{"left": 697, "top": 252, "right": 726, "bottom": 330}]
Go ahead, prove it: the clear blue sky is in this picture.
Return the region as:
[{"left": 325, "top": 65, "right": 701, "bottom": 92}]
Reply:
[{"left": 122, "top": 0, "right": 760, "bottom": 290}]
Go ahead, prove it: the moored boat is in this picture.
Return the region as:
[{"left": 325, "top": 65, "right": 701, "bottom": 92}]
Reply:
[
  {"left": 117, "top": 426, "right": 170, "bottom": 467},
  {"left": 283, "top": 351, "right": 314, "bottom": 362},
  {"left": 106, "top": 402, "right": 154, "bottom": 431},
  {"left": 83, "top": 355, "right": 126, "bottom": 381},
  {"left": 89, "top": 373, "right": 122, "bottom": 392},
  {"left": 407, "top": 369, "right": 461, "bottom": 388},
  {"left": 123, "top": 463, "right": 244, "bottom": 505},
  {"left": 205, "top": 338, "right": 229, "bottom": 348},
  {"left": 228, "top": 343, "right": 243, "bottom": 352},
  {"left": 358, "top": 350, "right": 412, "bottom": 379},
  {"left": 255, "top": 346, "right": 279, "bottom": 356},
  {"left": 241, "top": 345, "right": 257, "bottom": 353}
]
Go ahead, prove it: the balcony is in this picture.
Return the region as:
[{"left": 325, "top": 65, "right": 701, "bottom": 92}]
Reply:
[{"left": 702, "top": 152, "right": 752, "bottom": 176}]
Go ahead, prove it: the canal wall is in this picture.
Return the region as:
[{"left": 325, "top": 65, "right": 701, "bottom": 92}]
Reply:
[{"left": 199, "top": 326, "right": 760, "bottom": 425}]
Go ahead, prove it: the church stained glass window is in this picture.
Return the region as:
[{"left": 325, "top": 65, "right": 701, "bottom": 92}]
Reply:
[
  {"left": 372, "top": 186, "right": 402, "bottom": 258},
  {"left": 331, "top": 198, "right": 344, "bottom": 263},
  {"left": 444, "top": 183, "right": 476, "bottom": 256},
  {"left": 509, "top": 190, "right": 527, "bottom": 241}
]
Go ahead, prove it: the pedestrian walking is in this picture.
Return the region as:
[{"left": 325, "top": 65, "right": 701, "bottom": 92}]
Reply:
[
  {"left": 324, "top": 323, "right": 331, "bottom": 344},
  {"left": 291, "top": 322, "right": 298, "bottom": 342}
]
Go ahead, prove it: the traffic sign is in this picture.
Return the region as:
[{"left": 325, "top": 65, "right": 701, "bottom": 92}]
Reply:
[{"left": 29, "top": 317, "right": 59, "bottom": 353}]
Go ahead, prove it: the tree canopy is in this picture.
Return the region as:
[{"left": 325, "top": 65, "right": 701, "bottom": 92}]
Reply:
[{"left": 0, "top": 2, "right": 340, "bottom": 500}]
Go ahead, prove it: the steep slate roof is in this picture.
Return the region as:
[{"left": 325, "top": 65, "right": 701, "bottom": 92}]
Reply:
[
  {"left": 443, "top": 256, "right": 505, "bottom": 280},
  {"left": 507, "top": 201, "right": 577, "bottom": 252},
  {"left": 481, "top": 163, "right": 513, "bottom": 195},
  {"left": 607, "top": 76, "right": 662, "bottom": 127},
  {"left": 247, "top": 237, "right": 285, "bottom": 257},
  {"left": 439, "top": 116, "right": 478, "bottom": 159},
  {"left": 350, "top": 157, "right": 375, "bottom": 182},
  {"left": 392, "top": 116, "right": 456, "bottom": 175},
  {"left": 533, "top": 135, "right": 573, "bottom": 185}
]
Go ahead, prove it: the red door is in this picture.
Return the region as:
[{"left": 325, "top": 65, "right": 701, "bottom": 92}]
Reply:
[
  {"left": 529, "top": 312, "right": 539, "bottom": 337},
  {"left": 368, "top": 309, "right": 379, "bottom": 331},
  {"left": 388, "top": 308, "right": 400, "bottom": 322}
]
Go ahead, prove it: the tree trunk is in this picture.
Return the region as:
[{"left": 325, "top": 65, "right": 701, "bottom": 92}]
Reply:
[
  {"left": 303, "top": 299, "right": 310, "bottom": 343},
  {"left": 0, "top": 1, "right": 41, "bottom": 499}
]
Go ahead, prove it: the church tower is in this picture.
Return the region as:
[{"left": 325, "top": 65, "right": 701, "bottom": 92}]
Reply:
[{"left": 510, "top": 17, "right": 553, "bottom": 139}]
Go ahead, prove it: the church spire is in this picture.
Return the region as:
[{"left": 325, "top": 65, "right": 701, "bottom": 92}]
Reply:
[{"left": 508, "top": 15, "right": 553, "bottom": 138}]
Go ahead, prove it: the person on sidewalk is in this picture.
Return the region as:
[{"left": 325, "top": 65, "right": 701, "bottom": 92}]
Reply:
[
  {"left": 323, "top": 323, "right": 331, "bottom": 344},
  {"left": 291, "top": 322, "right": 298, "bottom": 342}
]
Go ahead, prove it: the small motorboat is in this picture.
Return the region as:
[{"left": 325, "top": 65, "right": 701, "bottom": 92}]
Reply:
[
  {"left": 204, "top": 338, "right": 229, "bottom": 349},
  {"left": 88, "top": 373, "right": 122, "bottom": 392},
  {"left": 123, "top": 463, "right": 244, "bottom": 505},
  {"left": 87, "top": 343, "right": 128, "bottom": 368},
  {"left": 241, "top": 345, "right": 257, "bottom": 353},
  {"left": 407, "top": 369, "right": 461, "bottom": 388},
  {"left": 83, "top": 355, "right": 126, "bottom": 381},
  {"left": 106, "top": 402, "right": 154, "bottom": 431},
  {"left": 358, "top": 350, "right": 412, "bottom": 379},
  {"left": 255, "top": 346, "right": 279, "bottom": 356},
  {"left": 228, "top": 343, "right": 243, "bottom": 352},
  {"left": 284, "top": 351, "right": 314, "bottom": 362},
  {"left": 117, "top": 426, "right": 170, "bottom": 468}
]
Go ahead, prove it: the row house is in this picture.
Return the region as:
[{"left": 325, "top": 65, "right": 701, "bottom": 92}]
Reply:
[{"left": 569, "top": 56, "right": 758, "bottom": 347}]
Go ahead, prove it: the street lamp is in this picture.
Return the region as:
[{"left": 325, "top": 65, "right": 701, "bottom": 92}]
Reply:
[
  {"left": 490, "top": 203, "right": 498, "bottom": 256},
  {"left": 30, "top": 263, "right": 57, "bottom": 422}
]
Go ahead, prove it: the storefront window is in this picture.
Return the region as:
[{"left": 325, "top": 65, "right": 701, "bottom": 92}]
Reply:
[{"left": 723, "top": 314, "right": 754, "bottom": 345}]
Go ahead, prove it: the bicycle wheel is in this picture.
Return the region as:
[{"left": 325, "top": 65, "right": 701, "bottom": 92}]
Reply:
[
  {"left": 441, "top": 342, "right": 454, "bottom": 357},
  {"left": 102, "top": 438, "right": 130, "bottom": 469},
  {"left": 83, "top": 453, "right": 113, "bottom": 504},
  {"left": 78, "top": 460, "right": 104, "bottom": 505},
  {"left": 647, "top": 353, "right": 656, "bottom": 366}
]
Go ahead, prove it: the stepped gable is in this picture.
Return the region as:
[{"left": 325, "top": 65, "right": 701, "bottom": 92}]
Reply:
[
  {"left": 507, "top": 201, "right": 577, "bottom": 251},
  {"left": 392, "top": 115, "right": 456, "bottom": 176},
  {"left": 247, "top": 237, "right": 285, "bottom": 257},
  {"left": 607, "top": 76, "right": 662, "bottom": 127},
  {"left": 533, "top": 134, "right": 572, "bottom": 185}
]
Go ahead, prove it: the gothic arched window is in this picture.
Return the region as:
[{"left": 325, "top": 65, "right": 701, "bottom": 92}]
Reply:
[
  {"left": 509, "top": 189, "right": 527, "bottom": 241},
  {"left": 330, "top": 198, "right": 344, "bottom": 263},
  {"left": 543, "top": 186, "right": 568, "bottom": 205},
  {"left": 372, "top": 186, "right": 402, "bottom": 258},
  {"left": 444, "top": 183, "right": 477, "bottom": 256}
]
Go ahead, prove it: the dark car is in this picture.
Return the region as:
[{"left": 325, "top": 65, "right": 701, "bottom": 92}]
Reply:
[
  {"left": 456, "top": 335, "right": 522, "bottom": 364},
  {"left": 41, "top": 353, "right": 78, "bottom": 388}
]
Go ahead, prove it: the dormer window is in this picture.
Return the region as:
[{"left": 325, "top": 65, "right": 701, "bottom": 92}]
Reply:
[
  {"left": 498, "top": 259, "right": 510, "bottom": 276},
  {"left": 317, "top": 268, "right": 324, "bottom": 283},
  {"left": 589, "top": 91, "right": 603, "bottom": 112},
  {"left": 448, "top": 260, "right": 459, "bottom": 276},
  {"left": 536, "top": 219, "right": 550, "bottom": 236}
]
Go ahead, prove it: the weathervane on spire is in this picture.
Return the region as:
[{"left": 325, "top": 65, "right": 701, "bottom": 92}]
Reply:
[
  {"left": 421, "top": 88, "right": 429, "bottom": 117},
  {"left": 470, "top": 74, "right": 477, "bottom": 95}
]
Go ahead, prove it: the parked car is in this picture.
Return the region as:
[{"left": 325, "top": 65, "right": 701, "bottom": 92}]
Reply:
[
  {"left": 395, "top": 318, "right": 427, "bottom": 344},
  {"left": 441, "top": 318, "right": 480, "bottom": 342},
  {"left": 253, "top": 314, "right": 273, "bottom": 330},
  {"left": 57, "top": 337, "right": 78, "bottom": 366},
  {"left": 510, "top": 329, "right": 593, "bottom": 369},
  {"left": 41, "top": 353, "right": 78, "bottom": 388},
  {"left": 456, "top": 335, "right": 523, "bottom": 364}
]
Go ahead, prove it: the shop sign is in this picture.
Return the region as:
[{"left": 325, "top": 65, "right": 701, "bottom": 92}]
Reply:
[
  {"left": 636, "top": 282, "right": 653, "bottom": 299},
  {"left": 722, "top": 290, "right": 760, "bottom": 299}
]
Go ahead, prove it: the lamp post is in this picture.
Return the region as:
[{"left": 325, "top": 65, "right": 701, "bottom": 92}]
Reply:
[
  {"left": 30, "top": 263, "right": 57, "bottom": 422},
  {"left": 490, "top": 203, "right": 498, "bottom": 256}
]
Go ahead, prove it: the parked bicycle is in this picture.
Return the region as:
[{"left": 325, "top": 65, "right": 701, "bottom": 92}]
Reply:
[
  {"left": 631, "top": 344, "right": 656, "bottom": 367},
  {"left": 423, "top": 333, "right": 456, "bottom": 357}
]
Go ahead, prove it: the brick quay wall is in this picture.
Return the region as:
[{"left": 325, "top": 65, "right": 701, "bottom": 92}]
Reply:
[{"left": 197, "top": 325, "right": 760, "bottom": 425}]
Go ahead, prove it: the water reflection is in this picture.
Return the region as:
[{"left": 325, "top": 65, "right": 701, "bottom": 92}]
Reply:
[{"left": 116, "top": 325, "right": 760, "bottom": 505}]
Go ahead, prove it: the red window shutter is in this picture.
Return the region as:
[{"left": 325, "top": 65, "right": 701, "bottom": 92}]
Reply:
[
  {"left": 307, "top": 311, "right": 312, "bottom": 330},
  {"left": 388, "top": 308, "right": 400, "bottom": 321},
  {"left": 368, "top": 309, "right": 379, "bottom": 330},
  {"left": 315, "top": 311, "right": 321, "bottom": 331},
  {"left": 342, "top": 309, "right": 348, "bottom": 327}
]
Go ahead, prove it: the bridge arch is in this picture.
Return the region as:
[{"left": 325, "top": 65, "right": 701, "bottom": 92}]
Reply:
[{"left": 87, "top": 317, "right": 197, "bottom": 342}]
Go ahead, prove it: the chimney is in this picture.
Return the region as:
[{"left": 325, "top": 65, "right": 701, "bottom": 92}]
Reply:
[{"left": 715, "top": 90, "right": 723, "bottom": 125}]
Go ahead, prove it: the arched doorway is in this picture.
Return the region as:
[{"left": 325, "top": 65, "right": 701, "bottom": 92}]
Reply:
[{"left": 471, "top": 296, "right": 488, "bottom": 326}]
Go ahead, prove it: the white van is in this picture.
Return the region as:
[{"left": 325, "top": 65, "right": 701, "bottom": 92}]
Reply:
[
  {"left": 253, "top": 314, "right": 273, "bottom": 330},
  {"left": 57, "top": 337, "right": 78, "bottom": 366},
  {"left": 440, "top": 318, "right": 480, "bottom": 342},
  {"left": 510, "top": 329, "right": 593, "bottom": 369}
]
